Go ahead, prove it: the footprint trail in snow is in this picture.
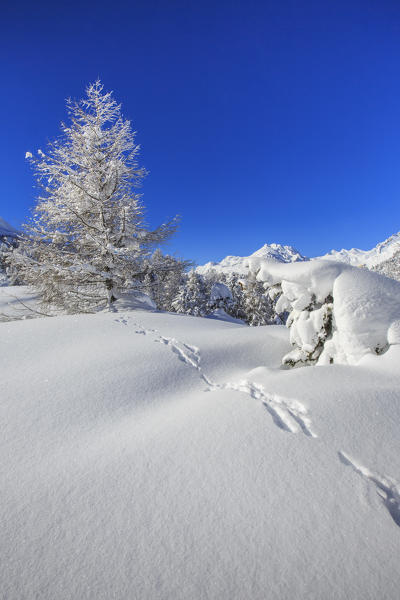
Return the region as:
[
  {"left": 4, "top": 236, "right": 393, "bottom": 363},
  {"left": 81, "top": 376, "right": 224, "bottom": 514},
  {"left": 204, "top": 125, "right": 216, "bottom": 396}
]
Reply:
[
  {"left": 115, "top": 316, "right": 400, "bottom": 531},
  {"left": 114, "top": 315, "right": 316, "bottom": 438},
  {"left": 338, "top": 451, "right": 400, "bottom": 528}
]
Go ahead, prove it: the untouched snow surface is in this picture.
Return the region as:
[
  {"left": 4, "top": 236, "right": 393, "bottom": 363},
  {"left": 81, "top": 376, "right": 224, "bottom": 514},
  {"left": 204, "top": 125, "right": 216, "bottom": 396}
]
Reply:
[{"left": 1, "top": 299, "right": 400, "bottom": 599}]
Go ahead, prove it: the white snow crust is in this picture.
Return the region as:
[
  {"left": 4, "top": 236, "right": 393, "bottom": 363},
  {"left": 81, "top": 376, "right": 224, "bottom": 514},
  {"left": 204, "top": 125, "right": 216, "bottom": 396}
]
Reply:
[{"left": 1, "top": 291, "right": 400, "bottom": 599}]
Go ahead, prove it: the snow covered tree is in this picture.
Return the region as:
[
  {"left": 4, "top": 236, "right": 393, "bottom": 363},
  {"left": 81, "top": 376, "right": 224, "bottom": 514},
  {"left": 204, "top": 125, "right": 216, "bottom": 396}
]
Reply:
[
  {"left": 242, "top": 274, "right": 274, "bottom": 326},
  {"left": 142, "top": 249, "right": 191, "bottom": 311},
  {"left": 10, "top": 81, "right": 178, "bottom": 312},
  {"left": 206, "top": 282, "right": 234, "bottom": 314},
  {"left": 172, "top": 270, "right": 208, "bottom": 316},
  {"left": 270, "top": 282, "right": 333, "bottom": 366},
  {"left": 225, "top": 272, "right": 246, "bottom": 320},
  {"left": 0, "top": 242, "right": 8, "bottom": 285}
]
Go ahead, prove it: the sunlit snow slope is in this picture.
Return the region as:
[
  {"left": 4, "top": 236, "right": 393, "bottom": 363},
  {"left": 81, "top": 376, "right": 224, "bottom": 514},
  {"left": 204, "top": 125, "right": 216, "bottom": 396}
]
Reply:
[{"left": 1, "top": 306, "right": 400, "bottom": 599}]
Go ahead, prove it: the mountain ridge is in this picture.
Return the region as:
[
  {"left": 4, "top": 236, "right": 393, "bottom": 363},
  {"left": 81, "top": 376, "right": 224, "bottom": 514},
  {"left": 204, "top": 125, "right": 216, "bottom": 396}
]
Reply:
[
  {"left": 0, "top": 217, "right": 19, "bottom": 240},
  {"left": 196, "top": 232, "right": 400, "bottom": 275},
  {"left": 196, "top": 243, "right": 307, "bottom": 276}
]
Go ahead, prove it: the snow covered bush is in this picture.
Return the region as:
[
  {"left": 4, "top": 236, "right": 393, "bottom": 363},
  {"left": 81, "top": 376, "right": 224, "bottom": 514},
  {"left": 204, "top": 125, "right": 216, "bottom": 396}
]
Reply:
[
  {"left": 10, "top": 81, "right": 178, "bottom": 312},
  {"left": 247, "top": 258, "right": 400, "bottom": 366}
]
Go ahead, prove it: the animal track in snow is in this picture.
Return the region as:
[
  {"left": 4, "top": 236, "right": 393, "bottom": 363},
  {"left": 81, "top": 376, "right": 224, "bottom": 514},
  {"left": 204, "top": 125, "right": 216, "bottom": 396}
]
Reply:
[
  {"left": 211, "top": 380, "right": 316, "bottom": 437},
  {"left": 338, "top": 451, "right": 400, "bottom": 528},
  {"left": 157, "top": 336, "right": 201, "bottom": 371},
  {"left": 114, "top": 315, "right": 315, "bottom": 438}
]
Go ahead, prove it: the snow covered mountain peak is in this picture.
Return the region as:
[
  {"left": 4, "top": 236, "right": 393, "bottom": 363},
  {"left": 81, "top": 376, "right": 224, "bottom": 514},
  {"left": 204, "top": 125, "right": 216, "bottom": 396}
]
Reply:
[
  {"left": 0, "top": 217, "right": 19, "bottom": 239},
  {"left": 250, "top": 243, "right": 307, "bottom": 262},
  {"left": 196, "top": 242, "right": 307, "bottom": 276},
  {"left": 318, "top": 231, "right": 400, "bottom": 268},
  {"left": 197, "top": 233, "right": 400, "bottom": 276}
]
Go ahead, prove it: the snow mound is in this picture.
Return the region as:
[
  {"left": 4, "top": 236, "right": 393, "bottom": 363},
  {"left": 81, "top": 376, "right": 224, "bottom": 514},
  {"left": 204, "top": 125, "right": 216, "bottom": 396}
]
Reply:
[
  {"left": 248, "top": 258, "right": 400, "bottom": 365},
  {"left": 1, "top": 310, "right": 400, "bottom": 598},
  {"left": 110, "top": 290, "right": 156, "bottom": 312},
  {"left": 207, "top": 307, "right": 245, "bottom": 323}
]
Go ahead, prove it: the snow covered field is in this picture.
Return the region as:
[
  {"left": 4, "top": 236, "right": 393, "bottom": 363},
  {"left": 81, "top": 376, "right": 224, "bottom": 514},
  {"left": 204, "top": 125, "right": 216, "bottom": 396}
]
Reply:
[{"left": 1, "top": 286, "right": 400, "bottom": 599}]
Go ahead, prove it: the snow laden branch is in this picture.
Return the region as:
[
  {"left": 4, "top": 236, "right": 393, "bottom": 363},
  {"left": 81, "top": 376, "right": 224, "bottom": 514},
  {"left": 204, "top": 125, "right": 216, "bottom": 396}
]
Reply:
[
  {"left": 247, "top": 257, "right": 400, "bottom": 366},
  {"left": 10, "top": 80, "right": 179, "bottom": 312}
]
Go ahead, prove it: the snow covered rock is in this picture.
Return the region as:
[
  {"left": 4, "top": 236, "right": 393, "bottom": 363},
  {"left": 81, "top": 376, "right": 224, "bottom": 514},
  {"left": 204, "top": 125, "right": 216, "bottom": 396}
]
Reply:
[{"left": 248, "top": 258, "right": 400, "bottom": 366}]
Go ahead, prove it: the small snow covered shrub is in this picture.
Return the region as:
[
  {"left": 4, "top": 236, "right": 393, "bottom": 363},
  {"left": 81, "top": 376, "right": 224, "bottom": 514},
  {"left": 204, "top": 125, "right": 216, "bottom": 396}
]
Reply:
[
  {"left": 247, "top": 258, "right": 400, "bottom": 367},
  {"left": 278, "top": 288, "right": 333, "bottom": 366}
]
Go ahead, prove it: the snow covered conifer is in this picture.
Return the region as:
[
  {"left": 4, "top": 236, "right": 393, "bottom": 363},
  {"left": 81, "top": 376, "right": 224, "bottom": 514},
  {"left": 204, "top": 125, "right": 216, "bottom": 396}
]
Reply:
[
  {"left": 11, "top": 81, "right": 178, "bottom": 312},
  {"left": 142, "top": 249, "right": 190, "bottom": 311},
  {"left": 206, "top": 282, "right": 234, "bottom": 314},
  {"left": 225, "top": 272, "right": 246, "bottom": 320},
  {"left": 242, "top": 274, "right": 274, "bottom": 326},
  {"left": 172, "top": 271, "right": 208, "bottom": 316}
]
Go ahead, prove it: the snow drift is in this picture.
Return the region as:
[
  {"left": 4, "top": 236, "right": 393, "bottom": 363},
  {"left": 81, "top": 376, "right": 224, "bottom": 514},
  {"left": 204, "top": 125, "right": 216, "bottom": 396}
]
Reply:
[
  {"left": 247, "top": 257, "right": 400, "bottom": 366},
  {"left": 1, "top": 306, "right": 400, "bottom": 599}
]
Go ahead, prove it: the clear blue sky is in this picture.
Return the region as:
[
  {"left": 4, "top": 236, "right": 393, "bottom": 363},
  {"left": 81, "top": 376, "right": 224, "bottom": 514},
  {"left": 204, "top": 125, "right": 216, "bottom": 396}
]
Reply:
[{"left": 1, "top": 0, "right": 400, "bottom": 264}]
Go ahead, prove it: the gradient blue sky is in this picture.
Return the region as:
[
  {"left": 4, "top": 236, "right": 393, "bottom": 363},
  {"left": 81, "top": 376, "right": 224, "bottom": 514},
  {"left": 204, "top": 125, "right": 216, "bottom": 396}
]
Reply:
[{"left": 1, "top": 0, "right": 400, "bottom": 264}]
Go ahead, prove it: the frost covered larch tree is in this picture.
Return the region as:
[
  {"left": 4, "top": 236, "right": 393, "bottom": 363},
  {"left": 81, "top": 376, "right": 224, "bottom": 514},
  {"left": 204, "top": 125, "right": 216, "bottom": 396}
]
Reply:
[{"left": 11, "top": 81, "right": 178, "bottom": 312}]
